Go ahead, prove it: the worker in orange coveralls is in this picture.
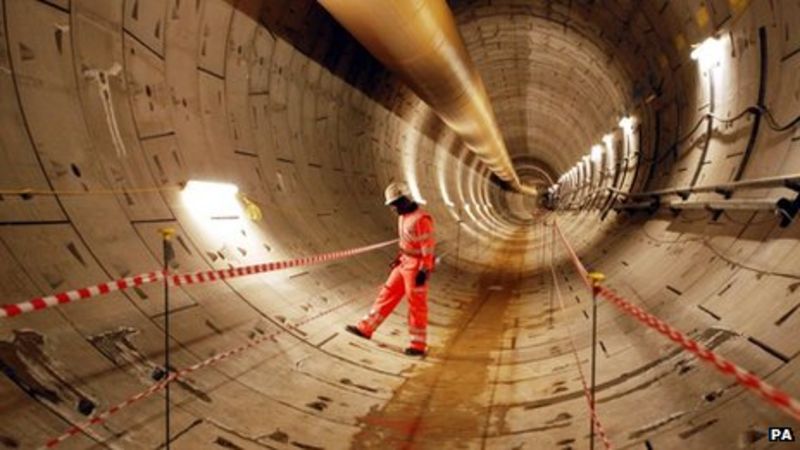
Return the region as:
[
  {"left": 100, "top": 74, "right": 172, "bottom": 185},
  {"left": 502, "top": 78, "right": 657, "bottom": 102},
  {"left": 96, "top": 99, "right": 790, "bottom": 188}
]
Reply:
[{"left": 346, "top": 181, "right": 435, "bottom": 356}]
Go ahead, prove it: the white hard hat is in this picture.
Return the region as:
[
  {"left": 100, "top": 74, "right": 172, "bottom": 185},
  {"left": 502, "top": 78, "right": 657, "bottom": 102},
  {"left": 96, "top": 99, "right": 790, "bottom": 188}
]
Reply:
[{"left": 384, "top": 181, "right": 411, "bottom": 205}]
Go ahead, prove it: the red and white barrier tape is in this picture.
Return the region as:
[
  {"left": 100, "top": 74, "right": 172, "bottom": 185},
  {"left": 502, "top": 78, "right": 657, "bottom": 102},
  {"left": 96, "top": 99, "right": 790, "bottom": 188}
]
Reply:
[
  {"left": 0, "top": 271, "right": 165, "bottom": 318},
  {"left": 2, "top": 239, "right": 396, "bottom": 319},
  {"left": 43, "top": 288, "right": 368, "bottom": 448},
  {"left": 553, "top": 221, "right": 589, "bottom": 289},
  {"left": 598, "top": 286, "right": 800, "bottom": 423},
  {"left": 554, "top": 288, "right": 614, "bottom": 450},
  {"left": 577, "top": 368, "right": 614, "bottom": 450},
  {"left": 548, "top": 225, "right": 613, "bottom": 449},
  {"left": 552, "top": 220, "right": 800, "bottom": 424},
  {"left": 167, "top": 240, "right": 395, "bottom": 287}
]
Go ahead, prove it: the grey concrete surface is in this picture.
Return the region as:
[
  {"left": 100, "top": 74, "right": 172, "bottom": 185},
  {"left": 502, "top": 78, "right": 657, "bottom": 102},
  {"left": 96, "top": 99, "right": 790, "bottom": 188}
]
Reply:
[{"left": 0, "top": 1, "right": 798, "bottom": 449}]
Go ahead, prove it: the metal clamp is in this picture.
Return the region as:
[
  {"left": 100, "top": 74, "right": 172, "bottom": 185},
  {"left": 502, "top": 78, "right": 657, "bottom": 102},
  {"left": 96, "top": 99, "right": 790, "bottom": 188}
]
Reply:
[
  {"left": 777, "top": 182, "right": 800, "bottom": 228},
  {"left": 714, "top": 187, "right": 733, "bottom": 199},
  {"left": 588, "top": 271, "right": 606, "bottom": 293},
  {"left": 704, "top": 204, "right": 724, "bottom": 222},
  {"left": 158, "top": 227, "right": 176, "bottom": 241}
]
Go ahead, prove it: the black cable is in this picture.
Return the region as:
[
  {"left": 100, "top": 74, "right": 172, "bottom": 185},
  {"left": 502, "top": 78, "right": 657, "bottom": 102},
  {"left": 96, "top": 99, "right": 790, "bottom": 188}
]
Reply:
[
  {"left": 560, "top": 103, "right": 797, "bottom": 212},
  {"left": 760, "top": 107, "right": 800, "bottom": 132},
  {"left": 637, "top": 115, "right": 709, "bottom": 164},
  {"left": 708, "top": 106, "right": 760, "bottom": 124},
  {"left": 635, "top": 102, "right": 797, "bottom": 165}
]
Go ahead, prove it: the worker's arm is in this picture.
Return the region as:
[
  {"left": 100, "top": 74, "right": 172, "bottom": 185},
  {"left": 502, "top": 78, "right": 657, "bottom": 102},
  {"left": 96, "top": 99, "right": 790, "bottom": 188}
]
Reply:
[{"left": 414, "top": 215, "right": 435, "bottom": 285}]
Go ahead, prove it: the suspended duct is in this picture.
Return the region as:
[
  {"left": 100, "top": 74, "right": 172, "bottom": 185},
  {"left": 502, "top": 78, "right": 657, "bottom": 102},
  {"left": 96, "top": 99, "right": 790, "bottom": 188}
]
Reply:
[{"left": 318, "top": 0, "right": 536, "bottom": 195}]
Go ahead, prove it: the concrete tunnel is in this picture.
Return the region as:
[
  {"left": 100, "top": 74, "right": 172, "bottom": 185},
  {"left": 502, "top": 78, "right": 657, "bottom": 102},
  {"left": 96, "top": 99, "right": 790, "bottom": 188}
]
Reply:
[{"left": 0, "top": 0, "right": 799, "bottom": 449}]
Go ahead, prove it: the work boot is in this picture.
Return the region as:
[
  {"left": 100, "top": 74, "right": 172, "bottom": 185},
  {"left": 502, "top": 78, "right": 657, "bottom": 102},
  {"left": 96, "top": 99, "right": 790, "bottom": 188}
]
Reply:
[
  {"left": 345, "top": 325, "right": 370, "bottom": 340},
  {"left": 404, "top": 347, "right": 426, "bottom": 357}
]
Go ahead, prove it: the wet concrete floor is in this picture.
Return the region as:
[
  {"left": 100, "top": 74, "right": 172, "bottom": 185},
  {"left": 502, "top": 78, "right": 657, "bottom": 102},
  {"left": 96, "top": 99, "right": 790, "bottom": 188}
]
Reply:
[{"left": 352, "top": 229, "right": 532, "bottom": 449}]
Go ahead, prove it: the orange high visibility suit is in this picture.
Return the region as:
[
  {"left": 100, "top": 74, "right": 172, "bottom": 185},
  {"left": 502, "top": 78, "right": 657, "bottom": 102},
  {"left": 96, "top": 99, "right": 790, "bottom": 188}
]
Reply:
[{"left": 356, "top": 208, "right": 435, "bottom": 351}]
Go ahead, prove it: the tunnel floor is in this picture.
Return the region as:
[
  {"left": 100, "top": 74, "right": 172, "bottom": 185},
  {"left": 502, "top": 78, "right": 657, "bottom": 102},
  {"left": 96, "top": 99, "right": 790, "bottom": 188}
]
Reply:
[
  {"left": 355, "top": 228, "right": 532, "bottom": 448},
  {"left": 339, "top": 224, "right": 590, "bottom": 449},
  {"left": 5, "top": 212, "right": 795, "bottom": 449}
]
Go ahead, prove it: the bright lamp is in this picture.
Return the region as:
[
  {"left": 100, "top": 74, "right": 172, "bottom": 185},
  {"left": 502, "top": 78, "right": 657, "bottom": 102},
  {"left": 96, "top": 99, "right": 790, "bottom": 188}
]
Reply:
[
  {"left": 590, "top": 145, "right": 604, "bottom": 163},
  {"left": 182, "top": 180, "right": 241, "bottom": 218},
  {"left": 690, "top": 37, "right": 724, "bottom": 71},
  {"left": 619, "top": 116, "right": 635, "bottom": 134}
]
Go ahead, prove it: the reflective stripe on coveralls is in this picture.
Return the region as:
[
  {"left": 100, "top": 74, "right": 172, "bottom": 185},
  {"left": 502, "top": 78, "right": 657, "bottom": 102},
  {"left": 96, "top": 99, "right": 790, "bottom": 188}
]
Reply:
[
  {"left": 399, "top": 209, "right": 435, "bottom": 269},
  {"left": 358, "top": 208, "right": 434, "bottom": 351}
]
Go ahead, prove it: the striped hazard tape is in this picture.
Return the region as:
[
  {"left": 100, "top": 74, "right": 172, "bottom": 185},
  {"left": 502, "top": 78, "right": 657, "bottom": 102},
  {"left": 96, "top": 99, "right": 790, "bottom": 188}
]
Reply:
[
  {"left": 43, "top": 285, "right": 373, "bottom": 448},
  {"left": 167, "top": 239, "right": 395, "bottom": 287},
  {"left": 552, "top": 220, "right": 800, "bottom": 424},
  {"left": 0, "top": 271, "right": 166, "bottom": 318},
  {"left": 1, "top": 239, "right": 396, "bottom": 319},
  {"left": 548, "top": 223, "right": 614, "bottom": 449},
  {"left": 598, "top": 286, "right": 800, "bottom": 423}
]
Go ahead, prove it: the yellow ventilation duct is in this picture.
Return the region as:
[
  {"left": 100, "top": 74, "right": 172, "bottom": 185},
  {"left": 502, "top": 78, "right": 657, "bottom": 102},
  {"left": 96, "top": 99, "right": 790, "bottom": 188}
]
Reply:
[{"left": 319, "top": 0, "right": 535, "bottom": 195}]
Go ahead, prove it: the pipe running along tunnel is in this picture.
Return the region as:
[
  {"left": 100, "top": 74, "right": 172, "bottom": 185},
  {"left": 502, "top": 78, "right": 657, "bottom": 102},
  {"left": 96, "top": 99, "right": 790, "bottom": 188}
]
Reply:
[{"left": 1, "top": 0, "right": 799, "bottom": 448}]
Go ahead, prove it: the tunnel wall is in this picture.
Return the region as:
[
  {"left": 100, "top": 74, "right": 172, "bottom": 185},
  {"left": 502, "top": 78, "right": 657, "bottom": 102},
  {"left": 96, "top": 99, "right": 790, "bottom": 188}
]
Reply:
[
  {"left": 0, "top": 0, "right": 498, "bottom": 447},
  {"left": 0, "top": 1, "right": 799, "bottom": 450},
  {"left": 548, "top": 0, "right": 800, "bottom": 447}
]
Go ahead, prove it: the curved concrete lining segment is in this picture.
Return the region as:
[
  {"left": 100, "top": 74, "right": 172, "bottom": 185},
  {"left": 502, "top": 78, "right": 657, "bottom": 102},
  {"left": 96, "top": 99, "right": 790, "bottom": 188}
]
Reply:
[{"left": 0, "top": 1, "right": 798, "bottom": 449}]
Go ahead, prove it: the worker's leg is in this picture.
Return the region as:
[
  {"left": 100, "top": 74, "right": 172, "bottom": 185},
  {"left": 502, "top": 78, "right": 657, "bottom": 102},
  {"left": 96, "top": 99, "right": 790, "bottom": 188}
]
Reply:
[
  {"left": 356, "top": 266, "right": 405, "bottom": 337},
  {"left": 401, "top": 260, "right": 428, "bottom": 352},
  {"left": 406, "top": 287, "right": 428, "bottom": 351}
]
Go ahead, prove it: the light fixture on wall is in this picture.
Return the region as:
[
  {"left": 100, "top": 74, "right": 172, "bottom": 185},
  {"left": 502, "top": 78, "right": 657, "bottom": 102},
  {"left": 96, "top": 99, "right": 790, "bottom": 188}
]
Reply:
[
  {"left": 602, "top": 135, "right": 616, "bottom": 171},
  {"left": 590, "top": 145, "right": 604, "bottom": 163},
  {"left": 690, "top": 37, "right": 724, "bottom": 71},
  {"left": 602, "top": 134, "right": 614, "bottom": 149},
  {"left": 182, "top": 180, "right": 241, "bottom": 219},
  {"left": 619, "top": 116, "right": 635, "bottom": 134}
]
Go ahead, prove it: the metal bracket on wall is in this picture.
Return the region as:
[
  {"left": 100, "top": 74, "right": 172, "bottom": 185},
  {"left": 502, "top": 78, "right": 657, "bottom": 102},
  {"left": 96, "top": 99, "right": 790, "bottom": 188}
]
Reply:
[
  {"left": 705, "top": 204, "right": 724, "bottom": 222},
  {"left": 648, "top": 195, "right": 661, "bottom": 215},
  {"left": 777, "top": 182, "right": 800, "bottom": 228},
  {"left": 613, "top": 196, "right": 660, "bottom": 215},
  {"left": 714, "top": 187, "right": 733, "bottom": 199},
  {"left": 600, "top": 193, "right": 621, "bottom": 221}
]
